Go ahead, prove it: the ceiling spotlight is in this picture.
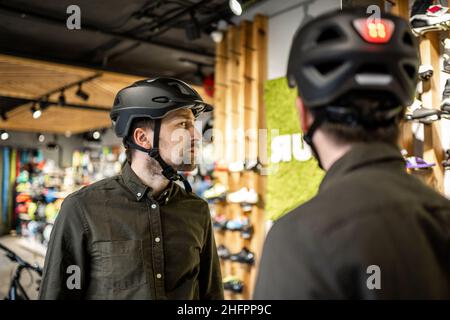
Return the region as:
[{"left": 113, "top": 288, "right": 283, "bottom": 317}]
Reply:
[
  {"left": 217, "top": 19, "right": 228, "bottom": 31},
  {"left": 229, "top": 0, "right": 243, "bottom": 16},
  {"left": 31, "top": 99, "right": 50, "bottom": 119},
  {"left": 38, "top": 133, "right": 45, "bottom": 143},
  {"left": 32, "top": 109, "right": 42, "bottom": 119},
  {"left": 58, "top": 90, "right": 66, "bottom": 105},
  {"left": 0, "top": 130, "right": 9, "bottom": 141},
  {"left": 31, "top": 104, "right": 42, "bottom": 119},
  {"left": 211, "top": 30, "right": 223, "bottom": 43},
  {"left": 92, "top": 130, "right": 101, "bottom": 140},
  {"left": 185, "top": 11, "right": 201, "bottom": 41},
  {"left": 40, "top": 99, "right": 50, "bottom": 109},
  {"left": 76, "top": 84, "right": 89, "bottom": 101}
]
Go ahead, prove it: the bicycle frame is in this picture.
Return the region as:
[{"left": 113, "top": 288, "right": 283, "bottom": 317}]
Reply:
[
  {"left": 8, "top": 265, "right": 31, "bottom": 300},
  {"left": 0, "top": 243, "right": 42, "bottom": 300}
]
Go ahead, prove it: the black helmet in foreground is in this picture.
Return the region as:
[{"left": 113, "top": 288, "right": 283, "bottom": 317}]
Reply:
[
  {"left": 286, "top": 7, "right": 419, "bottom": 168},
  {"left": 110, "top": 77, "right": 213, "bottom": 192},
  {"left": 287, "top": 7, "right": 419, "bottom": 114}
]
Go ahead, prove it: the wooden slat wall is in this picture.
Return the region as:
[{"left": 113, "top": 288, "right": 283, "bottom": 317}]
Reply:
[
  {"left": 393, "top": 0, "right": 415, "bottom": 156},
  {"left": 213, "top": 15, "right": 267, "bottom": 300},
  {"left": 392, "top": 0, "right": 445, "bottom": 193},
  {"left": 0, "top": 54, "right": 211, "bottom": 135},
  {"left": 420, "top": 33, "right": 445, "bottom": 192}
]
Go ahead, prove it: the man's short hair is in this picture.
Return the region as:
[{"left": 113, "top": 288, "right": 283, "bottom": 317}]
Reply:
[
  {"left": 317, "top": 117, "right": 403, "bottom": 146},
  {"left": 310, "top": 92, "right": 404, "bottom": 146},
  {"left": 125, "top": 118, "right": 154, "bottom": 163}
]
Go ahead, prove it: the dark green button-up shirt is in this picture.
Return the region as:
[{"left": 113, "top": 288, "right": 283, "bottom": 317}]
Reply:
[
  {"left": 255, "top": 142, "right": 450, "bottom": 299},
  {"left": 39, "top": 162, "right": 223, "bottom": 300}
]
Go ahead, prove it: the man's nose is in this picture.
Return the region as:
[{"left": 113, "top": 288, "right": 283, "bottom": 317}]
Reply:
[{"left": 191, "top": 124, "right": 201, "bottom": 142}]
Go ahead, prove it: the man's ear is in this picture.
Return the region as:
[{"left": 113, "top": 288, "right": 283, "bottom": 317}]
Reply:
[
  {"left": 133, "top": 127, "right": 152, "bottom": 149},
  {"left": 296, "top": 96, "right": 312, "bottom": 134}
]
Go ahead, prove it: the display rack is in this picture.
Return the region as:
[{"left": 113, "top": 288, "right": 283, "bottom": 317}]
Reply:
[
  {"left": 393, "top": 0, "right": 446, "bottom": 194},
  {"left": 213, "top": 15, "right": 267, "bottom": 300}
]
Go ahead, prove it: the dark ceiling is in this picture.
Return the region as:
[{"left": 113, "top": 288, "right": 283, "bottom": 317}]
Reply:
[{"left": 0, "top": 0, "right": 259, "bottom": 85}]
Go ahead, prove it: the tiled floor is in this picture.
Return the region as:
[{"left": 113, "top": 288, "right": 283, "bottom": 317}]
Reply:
[{"left": 0, "top": 235, "right": 45, "bottom": 300}]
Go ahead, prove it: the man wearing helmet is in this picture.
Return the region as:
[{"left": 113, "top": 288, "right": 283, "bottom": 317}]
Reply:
[
  {"left": 255, "top": 8, "right": 450, "bottom": 299},
  {"left": 39, "top": 78, "right": 223, "bottom": 300}
]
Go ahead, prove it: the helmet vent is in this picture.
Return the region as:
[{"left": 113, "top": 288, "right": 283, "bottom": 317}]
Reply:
[
  {"left": 402, "top": 63, "right": 416, "bottom": 80},
  {"left": 356, "top": 63, "right": 388, "bottom": 74},
  {"left": 402, "top": 32, "right": 414, "bottom": 47},
  {"left": 168, "top": 81, "right": 191, "bottom": 96},
  {"left": 316, "top": 26, "right": 343, "bottom": 44},
  {"left": 402, "top": 31, "right": 414, "bottom": 47},
  {"left": 153, "top": 96, "right": 170, "bottom": 103},
  {"left": 315, "top": 60, "right": 344, "bottom": 76}
]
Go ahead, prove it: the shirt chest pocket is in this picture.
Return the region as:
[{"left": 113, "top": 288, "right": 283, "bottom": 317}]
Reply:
[{"left": 95, "top": 240, "right": 148, "bottom": 290}]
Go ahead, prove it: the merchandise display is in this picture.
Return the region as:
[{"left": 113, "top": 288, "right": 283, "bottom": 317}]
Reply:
[
  {"left": 227, "top": 187, "right": 259, "bottom": 204},
  {"left": 441, "top": 78, "right": 450, "bottom": 113},
  {"left": 229, "top": 247, "right": 255, "bottom": 265},
  {"left": 3, "top": 146, "right": 125, "bottom": 252},
  {"left": 418, "top": 64, "right": 434, "bottom": 80},
  {"left": 410, "top": 2, "right": 450, "bottom": 35},
  {"left": 443, "top": 38, "right": 450, "bottom": 73},
  {"left": 406, "top": 156, "right": 436, "bottom": 169},
  {"left": 443, "top": 149, "right": 450, "bottom": 169},
  {"left": 223, "top": 276, "right": 244, "bottom": 294}
]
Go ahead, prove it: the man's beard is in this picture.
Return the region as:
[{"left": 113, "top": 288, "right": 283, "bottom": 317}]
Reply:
[
  {"left": 148, "top": 145, "right": 198, "bottom": 173},
  {"left": 145, "top": 156, "right": 164, "bottom": 175}
]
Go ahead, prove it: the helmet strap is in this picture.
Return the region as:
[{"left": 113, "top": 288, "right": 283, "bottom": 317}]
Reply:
[
  {"left": 303, "top": 109, "right": 326, "bottom": 170},
  {"left": 123, "top": 119, "right": 193, "bottom": 193},
  {"left": 303, "top": 105, "right": 401, "bottom": 171}
]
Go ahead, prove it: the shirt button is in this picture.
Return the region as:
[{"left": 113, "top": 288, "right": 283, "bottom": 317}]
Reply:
[
  {"left": 155, "top": 237, "right": 160, "bottom": 243},
  {"left": 156, "top": 273, "right": 162, "bottom": 279},
  {"left": 137, "top": 192, "right": 142, "bottom": 197},
  {"left": 151, "top": 204, "right": 157, "bottom": 209}
]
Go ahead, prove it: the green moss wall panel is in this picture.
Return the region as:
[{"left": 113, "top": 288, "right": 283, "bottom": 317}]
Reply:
[{"left": 264, "top": 77, "right": 324, "bottom": 221}]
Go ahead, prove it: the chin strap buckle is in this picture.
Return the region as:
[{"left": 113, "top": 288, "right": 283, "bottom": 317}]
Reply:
[
  {"left": 149, "top": 148, "right": 159, "bottom": 158},
  {"left": 161, "top": 165, "right": 180, "bottom": 181}
]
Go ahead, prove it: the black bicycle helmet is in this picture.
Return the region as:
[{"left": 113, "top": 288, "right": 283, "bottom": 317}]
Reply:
[
  {"left": 110, "top": 77, "right": 213, "bottom": 192},
  {"left": 287, "top": 7, "right": 419, "bottom": 169},
  {"left": 287, "top": 7, "right": 419, "bottom": 111},
  {"left": 111, "top": 77, "right": 213, "bottom": 138}
]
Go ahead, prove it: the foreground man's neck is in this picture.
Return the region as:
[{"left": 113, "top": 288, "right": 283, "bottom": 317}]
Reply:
[
  {"left": 131, "top": 160, "right": 170, "bottom": 197},
  {"left": 313, "top": 130, "right": 352, "bottom": 171}
]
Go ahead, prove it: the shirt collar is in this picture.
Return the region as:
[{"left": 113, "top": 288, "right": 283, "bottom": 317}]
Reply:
[
  {"left": 121, "top": 162, "right": 176, "bottom": 202},
  {"left": 156, "top": 181, "right": 176, "bottom": 204},
  {"left": 319, "top": 142, "right": 404, "bottom": 193}
]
